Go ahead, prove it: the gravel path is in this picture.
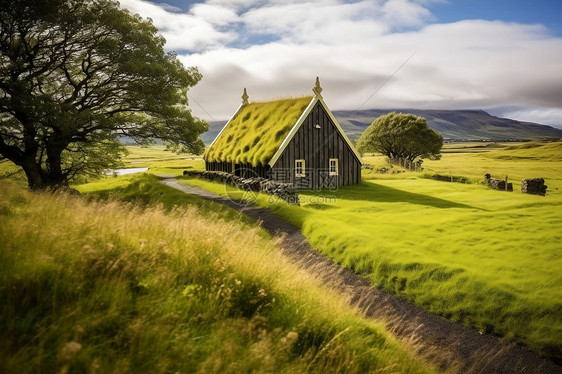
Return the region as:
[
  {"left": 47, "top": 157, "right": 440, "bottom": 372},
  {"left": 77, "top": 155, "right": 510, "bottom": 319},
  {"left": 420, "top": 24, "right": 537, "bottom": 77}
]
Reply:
[{"left": 160, "top": 176, "right": 561, "bottom": 374}]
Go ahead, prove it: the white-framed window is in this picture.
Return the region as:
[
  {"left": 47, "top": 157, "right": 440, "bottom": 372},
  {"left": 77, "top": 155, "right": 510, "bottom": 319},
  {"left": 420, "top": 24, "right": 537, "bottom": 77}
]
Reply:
[
  {"left": 295, "top": 159, "right": 305, "bottom": 177},
  {"left": 329, "top": 158, "right": 338, "bottom": 176}
]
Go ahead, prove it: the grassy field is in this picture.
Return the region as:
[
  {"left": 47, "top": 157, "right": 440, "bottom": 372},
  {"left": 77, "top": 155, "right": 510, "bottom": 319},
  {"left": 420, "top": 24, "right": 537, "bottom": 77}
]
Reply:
[
  {"left": 74, "top": 173, "right": 258, "bottom": 229},
  {"left": 421, "top": 142, "right": 562, "bottom": 192},
  {"left": 3, "top": 142, "right": 561, "bottom": 364},
  {"left": 180, "top": 142, "right": 562, "bottom": 362},
  {"left": 362, "top": 142, "right": 562, "bottom": 188},
  {"left": 0, "top": 178, "right": 432, "bottom": 373},
  {"left": 121, "top": 145, "right": 205, "bottom": 176},
  {"left": 0, "top": 158, "right": 28, "bottom": 187},
  {"left": 0, "top": 145, "right": 204, "bottom": 187}
]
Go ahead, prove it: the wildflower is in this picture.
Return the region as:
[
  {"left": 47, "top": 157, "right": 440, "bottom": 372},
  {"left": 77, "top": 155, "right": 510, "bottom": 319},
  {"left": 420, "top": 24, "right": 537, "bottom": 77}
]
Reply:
[
  {"left": 138, "top": 239, "right": 147, "bottom": 249},
  {"left": 60, "top": 341, "right": 82, "bottom": 361},
  {"left": 280, "top": 331, "right": 298, "bottom": 349}
]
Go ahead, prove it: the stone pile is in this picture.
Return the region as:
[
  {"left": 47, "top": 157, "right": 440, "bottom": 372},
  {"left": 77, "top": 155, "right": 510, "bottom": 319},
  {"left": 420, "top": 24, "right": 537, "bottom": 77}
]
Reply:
[
  {"left": 431, "top": 174, "right": 470, "bottom": 184},
  {"left": 183, "top": 170, "right": 300, "bottom": 205},
  {"left": 521, "top": 178, "right": 547, "bottom": 196},
  {"left": 484, "top": 174, "right": 513, "bottom": 192}
]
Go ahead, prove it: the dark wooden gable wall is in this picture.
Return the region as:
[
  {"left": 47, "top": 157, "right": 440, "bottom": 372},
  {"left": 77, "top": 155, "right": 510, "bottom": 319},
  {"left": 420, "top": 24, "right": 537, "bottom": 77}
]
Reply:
[{"left": 270, "top": 101, "right": 361, "bottom": 190}]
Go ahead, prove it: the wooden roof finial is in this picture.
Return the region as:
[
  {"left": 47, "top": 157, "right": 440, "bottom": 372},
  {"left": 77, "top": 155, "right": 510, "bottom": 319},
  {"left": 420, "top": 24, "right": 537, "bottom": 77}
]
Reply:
[
  {"left": 312, "top": 77, "right": 323, "bottom": 98},
  {"left": 241, "top": 88, "right": 249, "bottom": 105}
]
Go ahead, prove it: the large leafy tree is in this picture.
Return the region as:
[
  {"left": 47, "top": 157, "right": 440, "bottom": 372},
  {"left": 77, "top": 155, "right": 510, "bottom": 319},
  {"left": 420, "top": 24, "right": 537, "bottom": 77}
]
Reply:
[
  {"left": 357, "top": 112, "right": 443, "bottom": 161},
  {"left": 0, "top": 0, "right": 207, "bottom": 189}
]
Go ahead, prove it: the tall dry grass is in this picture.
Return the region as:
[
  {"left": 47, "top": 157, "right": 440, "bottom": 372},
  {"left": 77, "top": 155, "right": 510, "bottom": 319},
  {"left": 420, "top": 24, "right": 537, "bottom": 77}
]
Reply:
[{"left": 0, "top": 181, "right": 433, "bottom": 373}]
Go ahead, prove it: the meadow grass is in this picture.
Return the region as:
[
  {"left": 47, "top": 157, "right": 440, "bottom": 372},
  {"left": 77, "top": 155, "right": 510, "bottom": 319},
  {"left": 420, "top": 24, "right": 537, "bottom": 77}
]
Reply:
[
  {"left": 0, "top": 145, "right": 204, "bottom": 188},
  {"left": 3, "top": 143, "right": 561, "bottom": 363},
  {"left": 74, "top": 174, "right": 259, "bottom": 230},
  {"left": 421, "top": 142, "right": 562, "bottom": 194},
  {"left": 362, "top": 142, "right": 562, "bottom": 188},
  {"left": 0, "top": 159, "right": 27, "bottom": 187},
  {"left": 0, "top": 181, "right": 433, "bottom": 374},
  {"left": 180, "top": 142, "right": 562, "bottom": 362},
  {"left": 121, "top": 145, "right": 205, "bottom": 176}
]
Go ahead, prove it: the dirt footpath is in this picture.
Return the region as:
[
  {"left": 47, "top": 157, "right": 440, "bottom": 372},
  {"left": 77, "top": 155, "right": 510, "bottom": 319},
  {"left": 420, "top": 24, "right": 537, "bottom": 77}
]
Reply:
[{"left": 160, "top": 176, "right": 561, "bottom": 374}]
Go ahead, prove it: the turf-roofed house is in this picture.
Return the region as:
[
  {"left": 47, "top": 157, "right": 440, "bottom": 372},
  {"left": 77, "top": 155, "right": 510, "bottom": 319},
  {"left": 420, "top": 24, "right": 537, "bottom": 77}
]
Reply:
[{"left": 204, "top": 78, "right": 362, "bottom": 190}]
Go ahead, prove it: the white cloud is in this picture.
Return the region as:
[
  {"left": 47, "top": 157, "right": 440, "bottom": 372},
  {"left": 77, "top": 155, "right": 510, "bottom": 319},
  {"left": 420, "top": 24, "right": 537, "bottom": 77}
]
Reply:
[
  {"left": 241, "top": 0, "right": 433, "bottom": 44},
  {"left": 119, "top": 0, "right": 562, "bottom": 126},
  {"left": 190, "top": 3, "right": 239, "bottom": 26},
  {"left": 119, "top": 0, "right": 238, "bottom": 50},
  {"left": 381, "top": 0, "right": 432, "bottom": 29},
  {"left": 242, "top": 1, "right": 386, "bottom": 44}
]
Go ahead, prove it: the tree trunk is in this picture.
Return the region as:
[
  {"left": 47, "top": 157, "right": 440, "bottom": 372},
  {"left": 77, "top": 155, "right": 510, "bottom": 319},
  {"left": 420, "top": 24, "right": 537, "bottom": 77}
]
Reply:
[
  {"left": 19, "top": 151, "right": 67, "bottom": 190},
  {"left": 2, "top": 133, "right": 68, "bottom": 189},
  {"left": 21, "top": 159, "right": 46, "bottom": 190},
  {"left": 46, "top": 146, "right": 67, "bottom": 187}
]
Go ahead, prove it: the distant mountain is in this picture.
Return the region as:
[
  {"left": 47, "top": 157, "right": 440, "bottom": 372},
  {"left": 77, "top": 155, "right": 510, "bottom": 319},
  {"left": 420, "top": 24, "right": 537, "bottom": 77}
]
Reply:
[
  {"left": 200, "top": 109, "right": 562, "bottom": 145},
  {"left": 201, "top": 121, "right": 227, "bottom": 145},
  {"left": 333, "top": 109, "right": 562, "bottom": 141}
]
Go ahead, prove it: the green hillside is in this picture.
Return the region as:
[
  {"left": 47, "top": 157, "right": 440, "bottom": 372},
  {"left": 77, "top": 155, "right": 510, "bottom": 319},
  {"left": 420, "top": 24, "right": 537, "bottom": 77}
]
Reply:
[{"left": 0, "top": 177, "right": 432, "bottom": 374}]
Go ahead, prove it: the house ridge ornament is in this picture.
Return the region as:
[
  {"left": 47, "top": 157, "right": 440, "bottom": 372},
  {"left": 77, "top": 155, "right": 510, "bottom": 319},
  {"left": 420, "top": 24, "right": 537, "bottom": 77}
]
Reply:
[
  {"left": 241, "top": 88, "right": 249, "bottom": 105},
  {"left": 312, "top": 77, "right": 323, "bottom": 98}
]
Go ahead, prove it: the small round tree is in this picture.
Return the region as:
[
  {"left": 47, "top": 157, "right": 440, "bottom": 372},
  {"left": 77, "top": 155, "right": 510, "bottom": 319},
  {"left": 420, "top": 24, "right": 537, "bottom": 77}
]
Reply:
[{"left": 357, "top": 112, "right": 443, "bottom": 161}]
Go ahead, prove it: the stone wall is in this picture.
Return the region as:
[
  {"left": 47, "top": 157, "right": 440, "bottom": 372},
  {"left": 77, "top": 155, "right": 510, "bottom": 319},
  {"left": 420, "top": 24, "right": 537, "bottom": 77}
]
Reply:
[
  {"left": 521, "top": 178, "right": 547, "bottom": 196},
  {"left": 183, "top": 170, "right": 300, "bottom": 205},
  {"left": 484, "top": 174, "right": 513, "bottom": 192},
  {"left": 431, "top": 174, "right": 470, "bottom": 184}
]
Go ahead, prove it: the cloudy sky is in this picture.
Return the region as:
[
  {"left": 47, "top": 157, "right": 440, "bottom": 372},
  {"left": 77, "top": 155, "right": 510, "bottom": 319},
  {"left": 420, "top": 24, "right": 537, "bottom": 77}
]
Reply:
[{"left": 119, "top": 0, "right": 562, "bottom": 128}]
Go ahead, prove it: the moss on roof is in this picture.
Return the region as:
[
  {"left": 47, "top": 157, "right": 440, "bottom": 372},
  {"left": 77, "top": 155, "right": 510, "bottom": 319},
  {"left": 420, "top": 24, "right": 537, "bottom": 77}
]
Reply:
[{"left": 204, "top": 96, "right": 313, "bottom": 166}]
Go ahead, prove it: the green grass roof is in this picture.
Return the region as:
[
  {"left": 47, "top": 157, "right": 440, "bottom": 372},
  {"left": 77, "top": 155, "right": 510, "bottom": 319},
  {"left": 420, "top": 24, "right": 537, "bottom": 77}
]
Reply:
[{"left": 204, "top": 96, "right": 313, "bottom": 166}]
